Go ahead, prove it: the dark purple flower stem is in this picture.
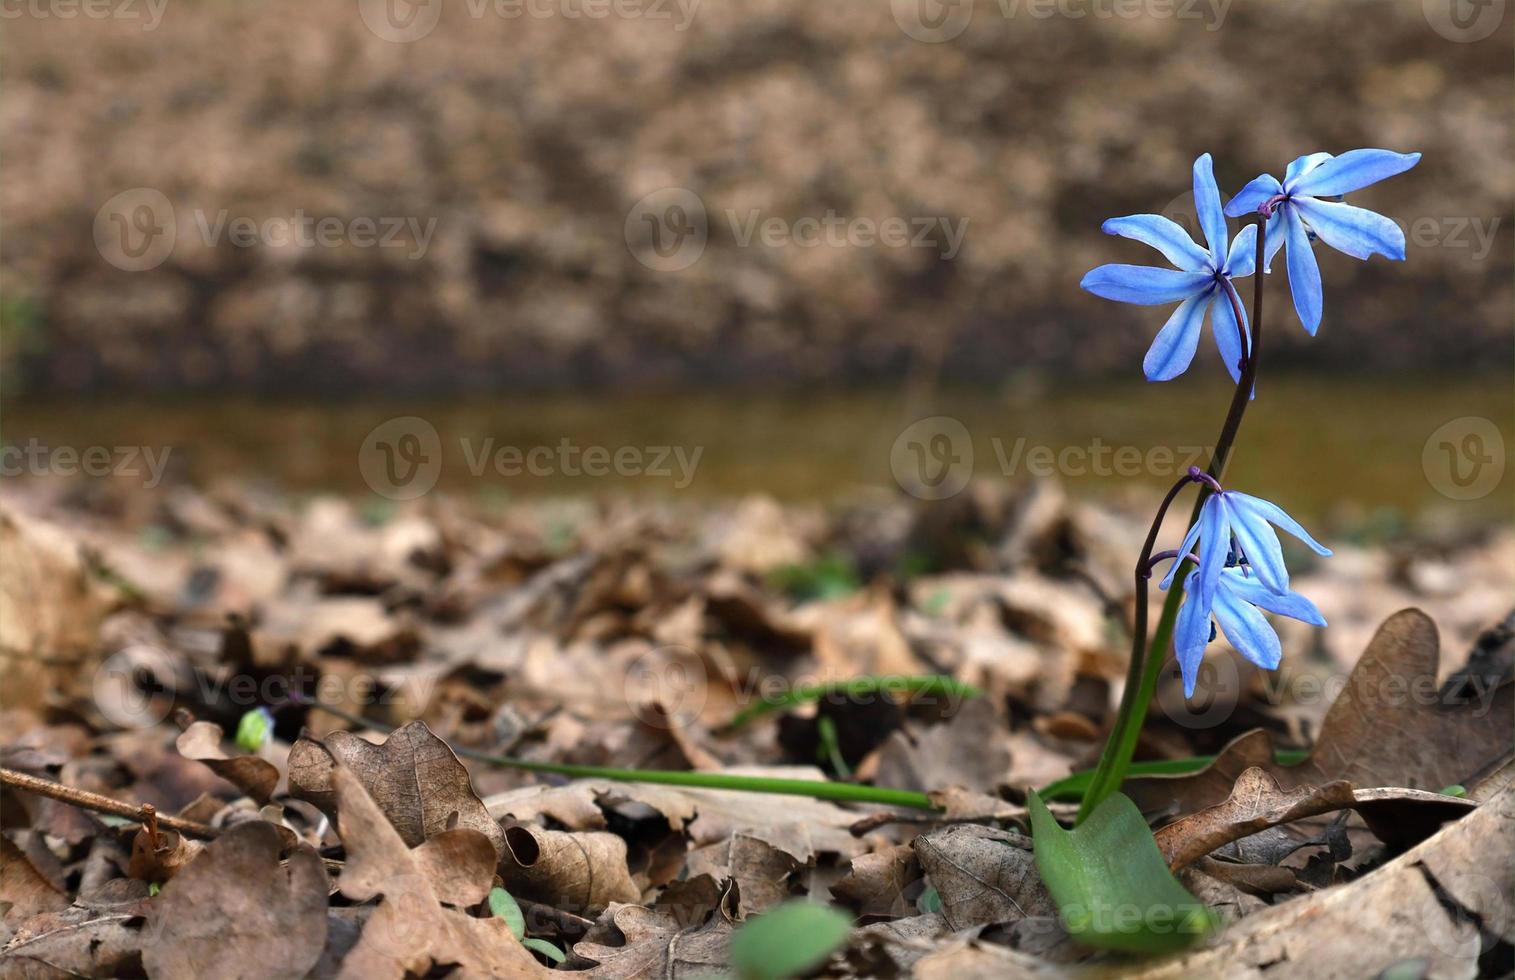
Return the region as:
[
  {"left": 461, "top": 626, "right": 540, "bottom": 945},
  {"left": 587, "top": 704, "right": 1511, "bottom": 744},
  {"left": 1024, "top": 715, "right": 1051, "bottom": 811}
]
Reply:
[{"left": 1077, "top": 214, "right": 1267, "bottom": 822}]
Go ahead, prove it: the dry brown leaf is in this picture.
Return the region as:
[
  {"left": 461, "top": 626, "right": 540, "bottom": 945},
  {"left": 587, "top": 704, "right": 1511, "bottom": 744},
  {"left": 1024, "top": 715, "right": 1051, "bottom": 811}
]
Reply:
[
  {"left": 175, "top": 720, "right": 280, "bottom": 804},
  {"left": 1127, "top": 609, "right": 1515, "bottom": 814},
  {"left": 1154, "top": 768, "right": 1359, "bottom": 871},
  {"left": 684, "top": 832, "right": 802, "bottom": 914},
  {"left": 0, "top": 907, "right": 146, "bottom": 977},
  {"left": 830, "top": 843, "right": 921, "bottom": 918},
  {"left": 142, "top": 820, "right": 329, "bottom": 980},
  {"left": 572, "top": 883, "right": 738, "bottom": 979},
  {"left": 329, "top": 765, "right": 549, "bottom": 979},
  {"left": 288, "top": 720, "right": 505, "bottom": 857},
  {"left": 499, "top": 825, "right": 641, "bottom": 915},
  {"left": 0, "top": 836, "right": 68, "bottom": 929},
  {"left": 873, "top": 698, "right": 1012, "bottom": 794},
  {"left": 1125, "top": 785, "right": 1515, "bottom": 979},
  {"left": 0, "top": 506, "right": 106, "bottom": 707},
  {"left": 913, "top": 824, "right": 1055, "bottom": 930}
]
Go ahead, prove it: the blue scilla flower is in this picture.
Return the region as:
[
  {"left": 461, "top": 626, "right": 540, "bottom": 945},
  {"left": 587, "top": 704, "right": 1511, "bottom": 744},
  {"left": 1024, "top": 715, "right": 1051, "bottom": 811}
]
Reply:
[
  {"left": 1082, "top": 154, "right": 1258, "bottom": 384},
  {"left": 1160, "top": 489, "right": 1332, "bottom": 612},
  {"left": 1171, "top": 566, "right": 1327, "bottom": 697},
  {"left": 1224, "top": 149, "right": 1421, "bottom": 336}
]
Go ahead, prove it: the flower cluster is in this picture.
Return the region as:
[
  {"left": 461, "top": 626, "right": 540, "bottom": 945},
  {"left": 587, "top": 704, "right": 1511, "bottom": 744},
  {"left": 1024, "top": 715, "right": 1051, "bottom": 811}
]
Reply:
[{"left": 1082, "top": 148, "right": 1418, "bottom": 697}]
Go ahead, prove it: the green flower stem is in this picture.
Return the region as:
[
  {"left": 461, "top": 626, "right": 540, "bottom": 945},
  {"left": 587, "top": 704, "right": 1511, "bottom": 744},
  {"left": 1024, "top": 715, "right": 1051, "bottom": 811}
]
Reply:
[
  {"left": 1077, "top": 215, "right": 1268, "bottom": 823},
  {"left": 721, "top": 675, "right": 982, "bottom": 730},
  {"left": 309, "top": 702, "right": 938, "bottom": 811}
]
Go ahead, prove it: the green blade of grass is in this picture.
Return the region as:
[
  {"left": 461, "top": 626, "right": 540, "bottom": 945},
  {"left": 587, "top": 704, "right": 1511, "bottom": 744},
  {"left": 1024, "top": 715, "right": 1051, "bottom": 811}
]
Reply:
[{"left": 1039, "top": 749, "right": 1310, "bottom": 802}]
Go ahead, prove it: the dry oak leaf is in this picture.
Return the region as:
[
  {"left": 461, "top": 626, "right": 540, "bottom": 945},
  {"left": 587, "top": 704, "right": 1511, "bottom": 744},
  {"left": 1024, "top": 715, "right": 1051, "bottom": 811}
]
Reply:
[
  {"left": 499, "top": 824, "right": 641, "bottom": 915},
  {"left": 1124, "top": 784, "right": 1515, "bottom": 979},
  {"left": 571, "top": 882, "right": 738, "bottom": 979},
  {"left": 1150, "top": 769, "right": 1474, "bottom": 873},
  {"left": 142, "top": 820, "right": 329, "bottom": 980},
  {"left": 175, "top": 720, "right": 280, "bottom": 804},
  {"left": 0, "top": 907, "right": 146, "bottom": 978},
  {"left": 684, "top": 832, "right": 802, "bottom": 915},
  {"left": 288, "top": 720, "right": 505, "bottom": 857},
  {"left": 329, "top": 765, "right": 549, "bottom": 979},
  {"left": 913, "top": 824, "right": 1056, "bottom": 931},
  {"left": 830, "top": 843, "right": 921, "bottom": 918},
  {"left": 1126, "top": 609, "right": 1515, "bottom": 815}
]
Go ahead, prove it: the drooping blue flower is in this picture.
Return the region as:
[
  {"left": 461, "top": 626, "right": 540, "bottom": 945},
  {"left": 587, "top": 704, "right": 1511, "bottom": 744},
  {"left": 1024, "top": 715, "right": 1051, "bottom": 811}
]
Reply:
[
  {"left": 1161, "top": 489, "right": 1332, "bottom": 608},
  {"left": 1170, "top": 566, "right": 1327, "bottom": 697},
  {"left": 1224, "top": 149, "right": 1420, "bottom": 336},
  {"left": 1082, "top": 154, "right": 1258, "bottom": 383},
  {"left": 1159, "top": 489, "right": 1332, "bottom": 697}
]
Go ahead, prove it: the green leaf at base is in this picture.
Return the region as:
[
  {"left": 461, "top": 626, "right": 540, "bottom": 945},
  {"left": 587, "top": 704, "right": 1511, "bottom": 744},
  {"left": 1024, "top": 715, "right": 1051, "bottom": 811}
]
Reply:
[
  {"left": 488, "top": 886, "right": 526, "bottom": 940},
  {"left": 730, "top": 901, "right": 851, "bottom": 980},
  {"left": 1028, "top": 790, "right": 1219, "bottom": 954},
  {"left": 522, "top": 938, "right": 566, "bottom": 964}
]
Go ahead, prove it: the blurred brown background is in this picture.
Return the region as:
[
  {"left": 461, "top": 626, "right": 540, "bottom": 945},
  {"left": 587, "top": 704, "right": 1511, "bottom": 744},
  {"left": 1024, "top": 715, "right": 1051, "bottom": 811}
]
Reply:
[{"left": 2, "top": 0, "right": 1510, "bottom": 395}]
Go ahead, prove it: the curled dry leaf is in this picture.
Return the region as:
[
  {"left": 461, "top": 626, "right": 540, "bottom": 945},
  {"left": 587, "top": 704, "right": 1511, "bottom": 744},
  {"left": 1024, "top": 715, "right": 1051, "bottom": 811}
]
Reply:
[
  {"left": 127, "top": 824, "right": 204, "bottom": 884},
  {"left": 913, "top": 824, "right": 1055, "bottom": 931},
  {"left": 175, "top": 720, "right": 280, "bottom": 804},
  {"left": 329, "top": 765, "right": 548, "bottom": 979},
  {"left": 1126, "top": 784, "right": 1515, "bottom": 979},
  {"left": 1154, "top": 769, "right": 1358, "bottom": 872},
  {"left": 499, "top": 824, "right": 641, "bottom": 915},
  {"left": 142, "top": 821, "right": 329, "bottom": 980},
  {"left": 288, "top": 720, "right": 505, "bottom": 857},
  {"left": 1127, "top": 610, "right": 1515, "bottom": 815}
]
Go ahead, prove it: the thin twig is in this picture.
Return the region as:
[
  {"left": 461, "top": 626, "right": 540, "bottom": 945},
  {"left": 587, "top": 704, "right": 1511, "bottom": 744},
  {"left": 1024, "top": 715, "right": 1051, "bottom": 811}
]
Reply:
[{"left": 0, "top": 767, "right": 222, "bottom": 839}]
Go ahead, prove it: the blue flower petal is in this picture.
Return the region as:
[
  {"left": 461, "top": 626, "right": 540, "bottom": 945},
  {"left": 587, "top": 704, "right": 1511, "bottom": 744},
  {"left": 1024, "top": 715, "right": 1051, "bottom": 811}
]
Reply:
[
  {"left": 1193, "top": 493, "right": 1230, "bottom": 612},
  {"left": 1081, "top": 265, "right": 1213, "bottom": 305},
  {"left": 1210, "top": 282, "right": 1248, "bottom": 384},
  {"left": 1172, "top": 570, "right": 1212, "bottom": 698},
  {"left": 1212, "top": 583, "right": 1283, "bottom": 670},
  {"left": 1261, "top": 210, "right": 1286, "bottom": 273},
  {"left": 1223, "top": 494, "right": 1290, "bottom": 594},
  {"left": 1220, "top": 570, "right": 1327, "bottom": 626},
  {"left": 1293, "top": 197, "right": 1408, "bottom": 261},
  {"left": 1192, "top": 154, "right": 1231, "bottom": 263},
  {"left": 1226, "top": 492, "right": 1333, "bottom": 557},
  {"left": 1288, "top": 149, "right": 1421, "bottom": 198},
  {"left": 1283, "top": 152, "right": 1335, "bottom": 190},
  {"left": 1159, "top": 518, "right": 1206, "bottom": 592},
  {"left": 1102, "top": 214, "right": 1212, "bottom": 273},
  {"left": 1283, "top": 206, "right": 1323, "bottom": 335},
  {"left": 1143, "top": 290, "right": 1211, "bottom": 381},
  {"left": 1223, "top": 224, "right": 1258, "bottom": 279},
  {"left": 1224, "top": 174, "right": 1283, "bottom": 218}
]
